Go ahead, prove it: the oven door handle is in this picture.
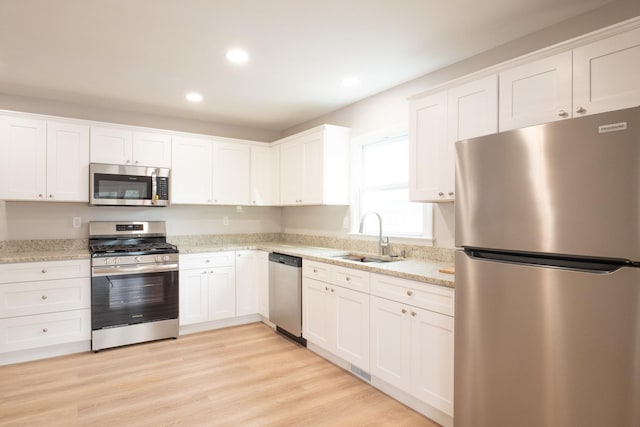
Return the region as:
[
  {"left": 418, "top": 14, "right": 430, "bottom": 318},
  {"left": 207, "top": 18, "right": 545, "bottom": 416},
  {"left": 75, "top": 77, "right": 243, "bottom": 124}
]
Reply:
[{"left": 92, "top": 263, "right": 179, "bottom": 277}]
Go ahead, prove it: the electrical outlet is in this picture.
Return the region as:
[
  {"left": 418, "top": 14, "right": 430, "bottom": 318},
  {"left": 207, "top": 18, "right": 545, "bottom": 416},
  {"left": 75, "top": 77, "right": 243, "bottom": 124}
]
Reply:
[
  {"left": 72, "top": 217, "right": 81, "bottom": 228},
  {"left": 223, "top": 216, "right": 229, "bottom": 226},
  {"left": 342, "top": 216, "right": 349, "bottom": 229}
]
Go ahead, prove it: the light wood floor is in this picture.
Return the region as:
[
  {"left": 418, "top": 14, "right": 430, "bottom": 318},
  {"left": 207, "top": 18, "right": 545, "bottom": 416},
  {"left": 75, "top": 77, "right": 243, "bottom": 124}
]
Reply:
[{"left": 0, "top": 323, "right": 438, "bottom": 426}]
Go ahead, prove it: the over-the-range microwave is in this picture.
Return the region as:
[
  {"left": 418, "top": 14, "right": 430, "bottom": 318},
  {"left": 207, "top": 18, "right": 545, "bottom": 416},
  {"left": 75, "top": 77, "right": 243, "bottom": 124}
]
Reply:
[{"left": 89, "top": 163, "right": 170, "bottom": 207}]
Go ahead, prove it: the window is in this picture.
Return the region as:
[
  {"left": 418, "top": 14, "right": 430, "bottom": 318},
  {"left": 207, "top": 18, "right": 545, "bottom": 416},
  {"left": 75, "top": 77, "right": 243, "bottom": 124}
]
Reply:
[{"left": 353, "top": 130, "right": 433, "bottom": 239}]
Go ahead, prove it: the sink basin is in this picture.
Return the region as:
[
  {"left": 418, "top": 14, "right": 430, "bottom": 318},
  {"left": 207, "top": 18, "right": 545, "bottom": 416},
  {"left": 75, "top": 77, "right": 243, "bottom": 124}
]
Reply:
[{"left": 333, "top": 253, "right": 397, "bottom": 263}]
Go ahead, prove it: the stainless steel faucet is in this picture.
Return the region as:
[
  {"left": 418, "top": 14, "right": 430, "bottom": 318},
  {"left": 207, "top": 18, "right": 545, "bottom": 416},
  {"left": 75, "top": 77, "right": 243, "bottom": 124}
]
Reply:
[{"left": 358, "top": 211, "right": 389, "bottom": 255}]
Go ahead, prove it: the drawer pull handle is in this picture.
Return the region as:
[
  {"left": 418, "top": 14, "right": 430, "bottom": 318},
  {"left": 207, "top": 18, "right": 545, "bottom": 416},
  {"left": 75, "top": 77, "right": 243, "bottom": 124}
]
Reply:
[
  {"left": 42, "top": 269, "right": 47, "bottom": 274},
  {"left": 313, "top": 269, "right": 318, "bottom": 273},
  {"left": 42, "top": 328, "right": 48, "bottom": 333},
  {"left": 411, "top": 311, "right": 417, "bottom": 317},
  {"left": 330, "top": 288, "right": 335, "bottom": 293},
  {"left": 406, "top": 290, "right": 413, "bottom": 296},
  {"left": 41, "top": 295, "right": 48, "bottom": 300},
  {"left": 345, "top": 277, "right": 351, "bottom": 281},
  {"left": 325, "top": 287, "right": 329, "bottom": 291},
  {"left": 401, "top": 309, "right": 407, "bottom": 314}
]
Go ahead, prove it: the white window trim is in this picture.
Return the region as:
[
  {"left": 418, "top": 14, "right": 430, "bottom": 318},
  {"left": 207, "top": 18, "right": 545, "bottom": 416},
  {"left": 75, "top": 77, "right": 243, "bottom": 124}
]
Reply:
[{"left": 349, "top": 125, "right": 434, "bottom": 241}]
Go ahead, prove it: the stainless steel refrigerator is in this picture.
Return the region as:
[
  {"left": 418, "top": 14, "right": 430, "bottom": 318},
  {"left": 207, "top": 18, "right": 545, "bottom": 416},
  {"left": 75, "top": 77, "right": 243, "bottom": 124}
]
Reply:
[{"left": 454, "top": 106, "right": 640, "bottom": 427}]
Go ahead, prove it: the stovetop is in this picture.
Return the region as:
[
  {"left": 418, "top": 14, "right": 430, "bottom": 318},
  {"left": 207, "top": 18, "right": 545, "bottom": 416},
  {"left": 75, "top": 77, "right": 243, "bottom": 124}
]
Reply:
[{"left": 89, "top": 241, "right": 179, "bottom": 257}]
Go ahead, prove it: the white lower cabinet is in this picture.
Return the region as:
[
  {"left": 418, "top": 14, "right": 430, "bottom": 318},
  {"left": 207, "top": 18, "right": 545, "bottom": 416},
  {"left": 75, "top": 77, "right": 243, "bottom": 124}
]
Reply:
[
  {"left": 235, "top": 250, "right": 258, "bottom": 317},
  {"left": 179, "top": 252, "right": 236, "bottom": 325},
  {"left": 0, "top": 260, "right": 91, "bottom": 359},
  {"left": 302, "top": 261, "right": 370, "bottom": 371},
  {"left": 370, "top": 273, "right": 455, "bottom": 417},
  {"left": 256, "top": 251, "right": 269, "bottom": 319}
]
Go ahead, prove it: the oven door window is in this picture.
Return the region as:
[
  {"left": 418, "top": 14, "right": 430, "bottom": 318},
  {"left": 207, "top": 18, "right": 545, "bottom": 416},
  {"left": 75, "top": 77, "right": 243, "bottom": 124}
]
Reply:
[
  {"left": 91, "top": 271, "right": 178, "bottom": 330},
  {"left": 94, "top": 173, "right": 152, "bottom": 200}
]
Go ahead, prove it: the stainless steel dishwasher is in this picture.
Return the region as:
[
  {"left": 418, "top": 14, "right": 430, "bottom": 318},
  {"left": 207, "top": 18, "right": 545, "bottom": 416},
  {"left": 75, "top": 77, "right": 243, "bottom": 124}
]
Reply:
[{"left": 269, "top": 252, "right": 306, "bottom": 346}]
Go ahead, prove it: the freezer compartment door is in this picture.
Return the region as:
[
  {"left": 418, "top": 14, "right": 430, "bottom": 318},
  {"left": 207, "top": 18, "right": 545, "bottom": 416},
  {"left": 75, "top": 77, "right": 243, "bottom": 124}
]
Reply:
[
  {"left": 454, "top": 251, "right": 640, "bottom": 427},
  {"left": 455, "top": 106, "right": 640, "bottom": 260}
]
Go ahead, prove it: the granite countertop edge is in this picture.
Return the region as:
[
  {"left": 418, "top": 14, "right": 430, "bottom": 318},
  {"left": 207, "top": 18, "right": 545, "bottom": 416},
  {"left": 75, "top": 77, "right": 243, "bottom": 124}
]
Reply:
[{"left": 0, "top": 242, "right": 455, "bottom": 288}]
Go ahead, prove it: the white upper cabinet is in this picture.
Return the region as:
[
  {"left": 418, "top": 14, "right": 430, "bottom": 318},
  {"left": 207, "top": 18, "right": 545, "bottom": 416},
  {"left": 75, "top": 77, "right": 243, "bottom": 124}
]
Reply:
[
  {"left": 500, "top": 26, "right": 640, "bottom": 131},
  {"left": 410, "top": 75, "right": 497, "bottom": 202},
  {"left": 211, "top": 141, "right": 250, "bottom": 205},
  {"left": 172, "top": 137, "right": 252, "bottom": 205},
  {"left": 499, "top": 51, "right": 573, "bottom": 131},
  {"left": 278, "top": 125, "right": 350, "bottom": 206},
  {"left": 46, "top": 122, "right": 90, "bottom": 202},
  {"left": 250, "top": 144, "right": 277, "bottom": 206},
  {"left": 0, "top": 117, "right": 89, "bottom": 202},
  {"left": 90, "top": 127, "right": 171, "bottom": 167},
  {"left": 171, "top": 136, "right": 213, "bottom": 204},
  {"left": 573, "top": 26, "right": 640, "bottom": 116}
]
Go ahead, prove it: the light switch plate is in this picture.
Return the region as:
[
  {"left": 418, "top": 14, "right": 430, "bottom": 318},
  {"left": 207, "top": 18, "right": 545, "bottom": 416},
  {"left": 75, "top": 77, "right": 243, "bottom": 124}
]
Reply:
[{"left": 72, "top": 217, "right": 81, "bottom": 228}]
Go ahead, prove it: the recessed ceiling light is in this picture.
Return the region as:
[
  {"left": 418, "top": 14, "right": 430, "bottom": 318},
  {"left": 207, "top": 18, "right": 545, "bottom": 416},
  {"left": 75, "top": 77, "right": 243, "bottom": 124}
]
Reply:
[
  {"left": 226, "top": 48, "right": 249, "bottom": 64},
  {"left": 185, "top": 92, "right": 203, "bottom": 102},
  {"left": 342, "top": 76, "right": 359, "bottom": 87}
]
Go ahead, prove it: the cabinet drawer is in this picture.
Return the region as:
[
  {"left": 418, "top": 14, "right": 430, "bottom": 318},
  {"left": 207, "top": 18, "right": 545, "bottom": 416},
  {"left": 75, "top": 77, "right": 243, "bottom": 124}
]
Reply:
[
  {"left": 0, "top": 309, "right": 91, "bottom": 353},
  {"left": 0, "top": 260, "right": 90, "bottom": 284},
  {"left": 334, "top": 265, "right": 370, "bottom": 293},
  {"left": 371, "top": 273, "right": 454, "bottom": 317},
  {"left": 303, "top": 260, "right": 334, "bottom": 282},
  {"left": 179, "top": 252, "right": 235, "bottom": 270},
  {"left": 0, "top": 278, "right": 90, "bottom": 318}
]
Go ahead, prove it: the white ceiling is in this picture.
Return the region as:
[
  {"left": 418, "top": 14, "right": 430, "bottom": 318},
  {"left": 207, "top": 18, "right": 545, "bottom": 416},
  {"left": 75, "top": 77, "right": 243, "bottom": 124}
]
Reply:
[{"left": 0, "top": 0, "right": 613, "bottom": 132}]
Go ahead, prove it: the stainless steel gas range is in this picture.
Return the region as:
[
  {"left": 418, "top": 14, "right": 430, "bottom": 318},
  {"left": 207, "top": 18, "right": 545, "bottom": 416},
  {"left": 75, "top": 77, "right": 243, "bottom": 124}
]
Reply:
[{"left": 89, "top": 221, "right": 179, "bottom": 351}]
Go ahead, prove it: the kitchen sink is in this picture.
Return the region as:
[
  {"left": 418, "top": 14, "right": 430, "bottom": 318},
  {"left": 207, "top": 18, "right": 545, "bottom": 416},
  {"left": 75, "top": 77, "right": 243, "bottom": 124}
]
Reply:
[{"left": 332, "top": 253, "right": 397, "bottom": 263}]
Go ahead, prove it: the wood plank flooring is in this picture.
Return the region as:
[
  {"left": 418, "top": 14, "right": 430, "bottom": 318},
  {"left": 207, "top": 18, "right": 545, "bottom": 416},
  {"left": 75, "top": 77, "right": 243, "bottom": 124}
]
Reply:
[{"left": 0, "top": 323, "right": 438, "bottom": 426}]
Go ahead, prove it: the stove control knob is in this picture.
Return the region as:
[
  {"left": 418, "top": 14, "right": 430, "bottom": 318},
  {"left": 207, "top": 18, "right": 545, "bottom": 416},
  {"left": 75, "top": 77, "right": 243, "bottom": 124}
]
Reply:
[
  {"left": 115, "top": 258, "right": 120, "bottom": 265},
  {"left": 164, "top": 255, "right": 170, "bottom": 261},
  {"left": 135, "top": 256, "right": 142, "bottom": 263}
]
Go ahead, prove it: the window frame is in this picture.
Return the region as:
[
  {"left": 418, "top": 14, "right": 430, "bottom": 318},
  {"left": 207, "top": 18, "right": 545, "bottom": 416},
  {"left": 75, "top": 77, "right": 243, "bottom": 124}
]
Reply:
[{"left": 350, "top": 126, "right": 433, "bottom": 241}]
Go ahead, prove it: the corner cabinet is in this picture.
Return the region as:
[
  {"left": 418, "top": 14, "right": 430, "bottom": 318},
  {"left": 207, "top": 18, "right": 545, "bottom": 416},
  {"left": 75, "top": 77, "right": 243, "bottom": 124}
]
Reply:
[
  {"left": 278, "top": 125, "right": 350, "bottom": 206},
  {"left": 409, "top": 75, "right": 497, "bottom": 202},
  {"left": 0, "top": 117, "right": 89, "bottom": 202}
]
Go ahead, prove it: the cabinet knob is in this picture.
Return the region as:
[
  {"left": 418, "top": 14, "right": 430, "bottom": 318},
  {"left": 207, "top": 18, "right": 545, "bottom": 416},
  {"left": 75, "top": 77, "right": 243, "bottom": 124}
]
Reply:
[
  {"left": 411, "top": 311, "right": 417, "bottom": 317},
  {"left": 345, "top": 276, "right": 351, "bottom": 281},
  {"left": 205, "top": 259, "right": 210, "bottom": 263},
  {"left": 252, "top": 201, "right": 256, "bottom": 204},
  {"left": 202, "top": 271, "right": 207, "bottom": 275},
  {"left": 438, "top": 192, "right": 444, "bottom": 197},
  {"left": 42, "top": 328, "right": 48, "bottom": 333},
  {"left": 49, "top": 194, "right": 53, "bottom": 198},
  {"left": 38, "top": 194, "right": 44, "bottom": 198},
  {"left": 406, "top": 290, "right": 413, "bottom": 296},
  {"left": 401, "top": 309, "right": 407, "bottom": 314},
  {"left": 325, "top": 287, "right": 330, "bottom": 291},
  {"left": 42, "top": 269, "right": 47, "bottom": 274},
  {"left": 558, "top": 110, "right": 568, "bottom": 117},
  {"left": 448, "top": 192, "right": 454, "bottom": 196},
  {"left": 135, "top": 160, "right": 139, "bottom": 164},
  {"left": 126, "top": 160, "right": 131, "bottom": 164},
  {"left": 576, "top": 107, "right": 586, "bottom": 114},
  {"left": 41, "top": 295, "right": 48, "bottom": 300},
  {"left": 210, "top": 270, "right": 214, "bottom": 274},
  {"left": 313, "top": 269, "right": 318, "bottom": 273},
  {"left": 330, "top": 288, "right": 334, "bottom": 293}
]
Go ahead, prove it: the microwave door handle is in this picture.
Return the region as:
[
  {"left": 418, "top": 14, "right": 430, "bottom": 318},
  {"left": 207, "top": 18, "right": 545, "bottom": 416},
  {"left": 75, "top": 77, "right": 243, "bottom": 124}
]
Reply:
[{"left": 151, "top": 171, "right": 157, "bottom": 205}]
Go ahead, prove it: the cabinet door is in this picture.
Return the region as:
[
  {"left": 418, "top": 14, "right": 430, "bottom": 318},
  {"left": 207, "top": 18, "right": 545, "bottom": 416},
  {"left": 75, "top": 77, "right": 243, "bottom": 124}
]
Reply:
[
  {"left": 0, "top": 277, "right": 90, "bottom": 318},
  {"left": 256, "top": 251, "right": 270, "bottom": 318},
  {"left": 132, "top": 131, "right": 171, "bottom": 168},
  {"left": 573, "top": 27, "right": 640, "bottom": 116},
  {"left": 235, "top": 251, "right": 258, "bottom": 316},
  {"left": 302, "top": 278, "right": 335, "bottom": 351},
  {"left": 178, "top": 268, "right": 209, "bottom": 325},
  {"left": 171, "top": 136, "right": 213, "bottom": 204},
  {"left": 410, "top": 307, "right": 455, "bottom": 416},
  {"left": 499, "top": 51, "right": 572, "bottom": 131},
  {"left": 208, "top": 266, "right": 236, "bottom": 321},
  {"left": 301, "top": 132, "right": 324, "bottom": 205},
  {"left": 46, "top": 122, "right": 90, "bottom": 202},
  {"left": 90, "top": 127, "right": 133, "bottom": 164},
  {"left": 409, "top": 91, "right": 448, "bottom": 202},
  {"left": 250, "top": 145, "right": 274, "bottom": 206},
  {"left": 211, "top": 141, "right": 250, "bottom": 205},
  {"left": 334, "top": 286, "right": 370, "bottom": 371},
  {"left": 0, "top": 116, "right": 46, "bottom": 201},
  {"left": 279, "top": 139, "right": 305, "bottom": 205},
  {"left": 370, "top": 296, "right": 411, "bottom": 391}
]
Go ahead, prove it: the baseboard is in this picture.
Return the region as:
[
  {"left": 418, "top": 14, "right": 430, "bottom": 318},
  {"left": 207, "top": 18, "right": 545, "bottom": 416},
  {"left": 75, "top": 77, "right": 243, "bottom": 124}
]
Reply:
[
  {"left": 0, "top": 340, "right": 91, "bottom": 366},
  {"left": 179, "top": 314, "right": 262, "bottom": 335}
]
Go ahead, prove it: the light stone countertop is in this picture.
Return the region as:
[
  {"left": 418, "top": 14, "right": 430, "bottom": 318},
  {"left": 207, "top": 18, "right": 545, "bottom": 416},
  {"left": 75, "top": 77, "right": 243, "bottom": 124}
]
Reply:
[{"left": 0, "top": 241, "right": 455, "bottom": 288}]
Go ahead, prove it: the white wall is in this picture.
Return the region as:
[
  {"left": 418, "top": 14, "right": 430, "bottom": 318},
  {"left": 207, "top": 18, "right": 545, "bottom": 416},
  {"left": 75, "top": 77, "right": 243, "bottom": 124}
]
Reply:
[
  {"left": 279, "top": 0, "right": 640, "bottom": 248},
  {"left": 0, "top": 202, "right": 281, "bottom": 241}
]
